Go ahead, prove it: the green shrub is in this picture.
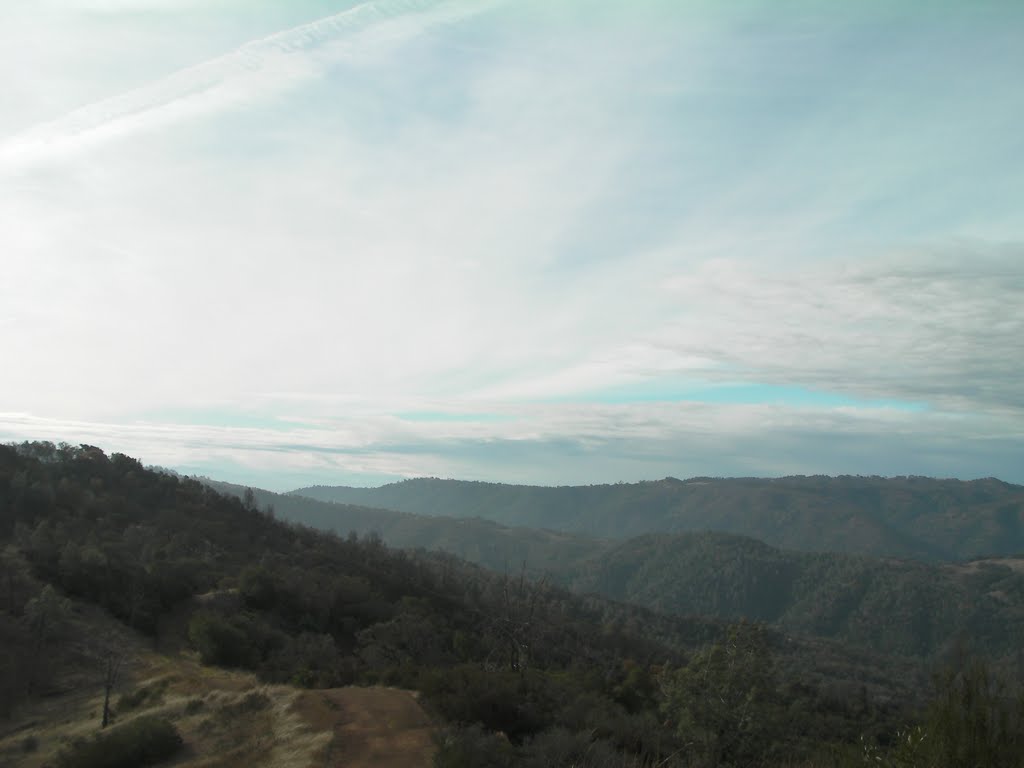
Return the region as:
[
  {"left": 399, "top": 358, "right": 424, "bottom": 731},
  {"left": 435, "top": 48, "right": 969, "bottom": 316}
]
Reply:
[
  {"left": 218, "top": 690, "right": 271, "bottom": 719},
  {"left": 187, "top": 610, "right": 257, "bottom": 668},
  {"left": 183, "top": 697, "right": 205, "bottom": 715},
  {"left": 434, "top": 725, "right": 515, "bottom": 768},
  {"left": 55, "top": 716, "right": 182, "bottom": 768},
  {"left": 117, "top": 678, "right": 170, "bottom": 712}
]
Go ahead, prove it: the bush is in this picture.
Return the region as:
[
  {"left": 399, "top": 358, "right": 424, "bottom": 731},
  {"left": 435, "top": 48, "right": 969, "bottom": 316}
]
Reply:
[
  {"left": 419, "top": 665, "right": 554, "bottom": 741},
  {"left": 55, "top": 716, "right": 182, "bottom": 768},
  {"left": 183, "top": 697, "right": 205, "bottom": 715},
  {"left": 187, "top": 610, "right": 258, "bottom": 668},
  {"left": 117, "top": 678, "right": 170, "bottom": 712},
  {"left": 434, "top": 725, "right": 515, "bottom": 768},
  {"left": 218, "top": 690, "right": 271, "bottom": 719}
]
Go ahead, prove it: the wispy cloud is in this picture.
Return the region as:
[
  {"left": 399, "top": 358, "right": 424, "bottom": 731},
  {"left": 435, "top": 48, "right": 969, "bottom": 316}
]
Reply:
[
  {"left": 655, "top": 243, "right": 1024, "bottom": 411},
  {"left": 0, "top": 0, "right": 494, "bottom": 171},
  {"left": 2, "top": 1, "right": 1022, "bottom": 487},
  {"left": 3, "top": 396, "right": 1021, "bottom": 490}
]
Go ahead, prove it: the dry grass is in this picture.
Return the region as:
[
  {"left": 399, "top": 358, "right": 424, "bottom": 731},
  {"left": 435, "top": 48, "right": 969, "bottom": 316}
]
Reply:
[
  {"left": 291, "top": 687, "right": 434, "bottom": 768},
  {"left": 0, "top": 650, "right": 435, "bottom": 768}
]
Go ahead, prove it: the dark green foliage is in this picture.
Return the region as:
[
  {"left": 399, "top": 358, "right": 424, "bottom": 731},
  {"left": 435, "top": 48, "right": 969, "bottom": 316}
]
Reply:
[
  {"left": 4, "top": 441, "right": 1002, "bottom": 767},
  {"left": 183, "top": 697, "right": 204, "bottom": 715},
  {"left": 923, "top": 656, "right": 1024, "bottom": 768},
  {"left": 420, "top": 665, "right": 557, "bottom": 741},
  {"left": 117, "top": 678, "right": 171, "bottom": 713},
  {"left": 55, "top": 716, "right": 182, "bottom": 768},
  {"left": 434, "top": 725, "right": 649, "bottom": 768},
  {"left": 188, "top": 611, "right": 263, "bottom": 668},
  {"left": 224, "top": 479, "right": 1024, "bottom": 660},
  {"left": 434, "top": 725, "right": 516, "bottom": 768},
  {"left": 567, "top": 532, "right": 1024, "bottom": 659},
  {"left": 218, "top": 691, "right": 271, "bottom": 718},
  {"left": 661, "top": 623, "right": 781, "bottom": 767}
]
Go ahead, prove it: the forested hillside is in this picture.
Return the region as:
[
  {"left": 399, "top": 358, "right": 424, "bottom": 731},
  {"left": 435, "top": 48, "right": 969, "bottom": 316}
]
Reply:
[
  {"left": 211, "top": 478, "right": 605, "bottom": 576},
  {"left": 292, "top": 475, "right": 1024, "bottom": 560},
  {"left": 564, "top": 532, "right": 1024, "bottom": 659},
  {"left": 5, "top": 442, "right": 1024, "bottom": 767},
  {"left": 217, "top": 483, "right": 1024, "bottom": 661}
]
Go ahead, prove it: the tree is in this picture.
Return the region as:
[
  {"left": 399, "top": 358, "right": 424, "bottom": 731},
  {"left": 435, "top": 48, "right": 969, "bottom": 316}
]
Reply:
[
  {"left": 486, "top": 562, "right": 547, "bottom": 672},
  {"left": 101, "top": 646, "right": 126, "bottom": 728},
  {"left": 24, "top": 584, "right": 71, "bottom": 693},
  {"left": 660, "top": 622, "right": 778, "bottom": 767},
  {"left": 924, "top": 654, "right": 1024, "bottom": 768}
]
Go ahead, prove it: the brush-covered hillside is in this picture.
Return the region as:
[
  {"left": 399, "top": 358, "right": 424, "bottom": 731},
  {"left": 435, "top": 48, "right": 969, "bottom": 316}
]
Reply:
[
  {"left": 216, "top": 483, "right": 1024, "bottom": 661},
  {"left": 292, "top": 475, "right": 1024, "bottom": 560},
  {"left": 3, "top": 442, "right": 1023, "bottom": 768},
  {"left": 563, "top": 532, "right": 1024, "bottom": 659}
]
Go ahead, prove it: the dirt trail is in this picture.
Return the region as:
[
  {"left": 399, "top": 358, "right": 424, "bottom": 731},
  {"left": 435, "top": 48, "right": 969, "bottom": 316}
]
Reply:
[{"left": 292, "top": 687, "right": 435, "bottom": 768}]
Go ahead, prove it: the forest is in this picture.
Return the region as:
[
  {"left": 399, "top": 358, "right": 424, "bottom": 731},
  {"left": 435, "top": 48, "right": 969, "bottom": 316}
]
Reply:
[
  {"left": 292, "top": 475, "right": 1024, "bottom": 560},
  {"left": 2, "top": 441, "right": 1023, "bottom": 767}
]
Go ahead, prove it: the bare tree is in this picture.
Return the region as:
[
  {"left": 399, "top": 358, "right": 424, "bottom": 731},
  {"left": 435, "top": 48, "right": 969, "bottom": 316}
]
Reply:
[
  {"left": 101, "top": 645, "right": 126, "bottom": 728},
  {"left": 487, "top": 561, "right": 548, "bottom": 672},
  {"left": 24, "top": 584, "right": 71, "bottom": 694}
]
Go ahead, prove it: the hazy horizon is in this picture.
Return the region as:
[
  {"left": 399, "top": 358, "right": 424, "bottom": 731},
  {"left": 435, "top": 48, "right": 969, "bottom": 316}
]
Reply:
[{"left": 3, "top": 0, "right": 1022, "bottom": 488}]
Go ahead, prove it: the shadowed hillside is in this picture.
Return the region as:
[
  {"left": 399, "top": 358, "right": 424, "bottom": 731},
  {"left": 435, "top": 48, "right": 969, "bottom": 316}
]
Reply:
[
  {"left": 291, "top": 475, "right": 1024, "bottom": 560},
  {"left": 8, "top": 442, "right": 1024, "bottom": 768},
  {"left": 217, "top": 483, "right": 1024, "bottom": 660},
  {"left": 564, "top": 532, "right": 1024, "bottom": 659}
]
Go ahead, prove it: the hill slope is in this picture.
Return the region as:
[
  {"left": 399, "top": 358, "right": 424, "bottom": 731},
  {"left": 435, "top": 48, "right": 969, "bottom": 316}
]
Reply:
[
  {"left": 291, "top": 475, "right": 1024, "bottom": 560},
  {"left": 0, "top": 643, "right": 435, "bottom": 768},
  {"left": 3, "top": 441, "right": 936, "bottom": 766},
  {"left": 564, "top": 532, "right": 1024, "bottom": 659},
  {"left": 219, "top": 482, "right": 1024, "bottom": 659}
]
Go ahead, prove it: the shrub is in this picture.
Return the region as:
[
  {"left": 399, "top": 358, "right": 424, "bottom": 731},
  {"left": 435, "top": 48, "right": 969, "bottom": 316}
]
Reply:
[
  {"left": 218, "top": 690, "right": 271, "bottom": 719},
  {"left": 183, "top": 697, "right": 205, "bottom": 715},
  {"left": 187, "top": 610, "right": 257, "bottom": 668},
  {"left": 117, "top": 678, "right": 170, "bottom": 712},
  {"left": 55, "top": 716, "right": 182, "bottom": 768},
  {"left": 433, "top": 725, "right": 515, "bottom": 768}
]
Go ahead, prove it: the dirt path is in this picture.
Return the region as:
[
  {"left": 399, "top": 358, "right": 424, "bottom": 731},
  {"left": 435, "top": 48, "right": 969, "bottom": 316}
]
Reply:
[{"left": 292, "top": 687, "right": 436, "bottom": 768}]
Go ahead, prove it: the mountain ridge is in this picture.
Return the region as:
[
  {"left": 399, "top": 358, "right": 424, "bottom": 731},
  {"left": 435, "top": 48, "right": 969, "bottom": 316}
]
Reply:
[
  {"left": 211, "top": 481, "right": 1024, "bottom": 660},
  {"left": 289, "top": 475, "right": 1024, "bottom": 561}
]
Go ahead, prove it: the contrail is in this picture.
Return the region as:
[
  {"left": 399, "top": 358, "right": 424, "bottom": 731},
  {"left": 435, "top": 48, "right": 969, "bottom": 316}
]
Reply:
[{"left": 0, "top": 0, "right": 495, "bottom": 171}]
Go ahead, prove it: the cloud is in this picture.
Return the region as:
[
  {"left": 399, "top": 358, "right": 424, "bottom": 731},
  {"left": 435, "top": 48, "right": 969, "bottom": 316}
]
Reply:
[
  {"left": 654, "top": 242, "right": 1024, "bottom": 411},
  {"left": 0, "top": 0, "right": 495, "bottom": 171},
  {"left": 1, "top": 2, "right": 1022, "bottom": 487},
  {"left": 3, "top": 396, "right": 1022, "bottom": 490},
  {"left": 0, "top": 5, "right": 657, "bottom": 419}
]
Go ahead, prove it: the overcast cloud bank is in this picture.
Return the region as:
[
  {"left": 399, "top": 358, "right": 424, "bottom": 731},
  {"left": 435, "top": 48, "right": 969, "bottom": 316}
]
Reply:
[{"left": 2, "top": 0, "right": 1022, "bottom": 487}]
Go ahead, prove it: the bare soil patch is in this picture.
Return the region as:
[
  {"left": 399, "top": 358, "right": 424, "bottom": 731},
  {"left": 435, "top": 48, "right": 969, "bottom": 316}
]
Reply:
[{"left": 292, "top": 687, "right": 435, "bottom": 768}]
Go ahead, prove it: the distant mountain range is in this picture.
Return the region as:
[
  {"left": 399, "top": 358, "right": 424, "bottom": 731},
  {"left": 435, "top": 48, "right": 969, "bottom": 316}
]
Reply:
[
  {"left": 290, "top": 475, "right": 1024, "bottom": 561},
  {"left": 209, "top": 479, "right": 1024, "bottom": 660}
]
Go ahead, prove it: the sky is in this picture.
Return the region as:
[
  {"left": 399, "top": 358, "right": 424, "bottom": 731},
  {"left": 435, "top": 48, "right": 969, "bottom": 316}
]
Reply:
[{"left": 1, "top": 0, "right": 1022, "bottom": 490}]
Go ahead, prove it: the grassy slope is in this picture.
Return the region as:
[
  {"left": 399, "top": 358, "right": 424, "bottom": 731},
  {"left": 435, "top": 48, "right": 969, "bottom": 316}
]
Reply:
[
  {"left": 4, "top": 443, "right": 948, "bottom": 766},
  {"left": 0, "top": 618, "right": 436, "bottom": 768}
]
